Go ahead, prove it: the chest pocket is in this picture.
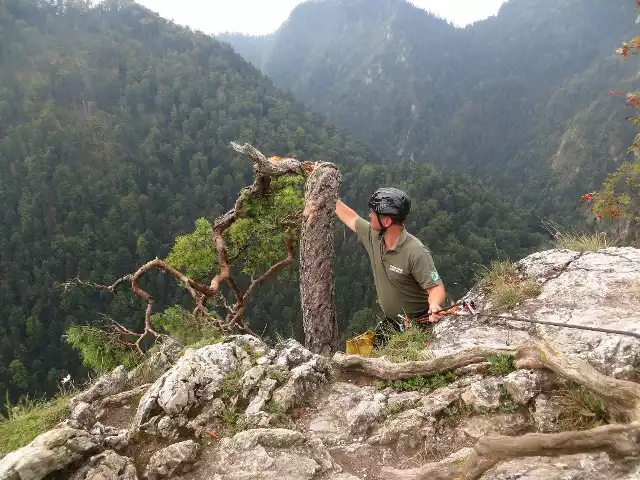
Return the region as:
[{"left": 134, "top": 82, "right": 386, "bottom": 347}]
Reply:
[{"left": 383, "top": 256, "right": 413, "bottom": 289}]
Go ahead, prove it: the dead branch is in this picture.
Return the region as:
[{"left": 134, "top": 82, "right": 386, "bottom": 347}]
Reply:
[{"left": 382, "top": 423, "right": 640, "bottom": 480}]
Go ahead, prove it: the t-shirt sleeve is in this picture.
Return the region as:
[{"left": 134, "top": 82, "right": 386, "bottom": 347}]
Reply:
[
  {"left": 354, "top": 217, "right": 373, "bottom": 255},
  {"left": 411, "top": 247, "right": 443, "bottom": 290}
]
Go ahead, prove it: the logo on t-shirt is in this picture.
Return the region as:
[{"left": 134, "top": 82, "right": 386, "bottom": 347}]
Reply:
[
  {"left": 389, "top": 265, "right": 404, "bottom": 274},
  {"left": 430, "top": 270, "right": 440, "bottom": 282}
]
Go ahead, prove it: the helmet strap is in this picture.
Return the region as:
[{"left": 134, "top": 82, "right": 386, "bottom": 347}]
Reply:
[{"left": 376, "top": 212, "right": 387, "bottom": 238}]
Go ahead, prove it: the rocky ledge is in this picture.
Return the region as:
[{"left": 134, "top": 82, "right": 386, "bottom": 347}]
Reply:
[{"left": 1, "top": 248, "right": 640, "bottom": 480}]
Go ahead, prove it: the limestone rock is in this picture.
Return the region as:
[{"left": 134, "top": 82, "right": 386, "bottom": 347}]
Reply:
[
  {"left": 144, "top": 440, "right": 200, "bottom": 479},
  {"left": 460, "top": 412, "right": 530, "bottom": 439},
  {"left": 194, "top": 428, "right": 342, "bottom": 479},
  {"left": 272, "top": 356, "right": 330, "bottom": 412},
  {"left": 70, "top": 450, "right": 138, "bottom": 480},
  {"left": 70, "top": 366, "right": 129, "bottom": 411},
  {"left": 417, "top": 385, "right": 461, "bottom": 417},
  {"left": 306, "top": 383, "right": 386, "bottom": 445},
  {"left": 517, "top": 248, "right": 640, "bottom": 375},
  {"left": 369, "top": 409, "right": 435, "bottom": 451},
  {"left": 0, "top": 427, "right": 98, "bottom": 480},
  {"left": 503, "top": 370, "right": 545, "bottom": 404},
  {"left": 461, "top": 377, "right": 504, "bottom": 410},
  {"left": 429, "top": 248, "right": 640, "bottom": 378},
  {"left": 127, "top": 337, "right": 185, "bottom": 386},
  {"left": 131, "top": 342, "right": 242, "bottom": 432},
  {"left": 532, "top": 394, "right": 562, "bottom": 433}
]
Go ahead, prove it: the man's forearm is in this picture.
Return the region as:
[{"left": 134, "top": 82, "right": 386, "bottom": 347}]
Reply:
[
  {"left": 427, "top": 283, "right": 446, "bottom": 310},
  {"left": 335, "top": 199, "right": 361, "bottom": 232}
]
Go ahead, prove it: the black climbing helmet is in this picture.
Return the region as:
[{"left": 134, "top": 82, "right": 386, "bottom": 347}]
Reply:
[{"left": 368, "top": 187, "right": 411, "bottom": 223}]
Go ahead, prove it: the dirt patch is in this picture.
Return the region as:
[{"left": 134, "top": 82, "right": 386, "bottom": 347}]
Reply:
[{"left": 97, "top": 403, "right": 137, "bottom": 431}]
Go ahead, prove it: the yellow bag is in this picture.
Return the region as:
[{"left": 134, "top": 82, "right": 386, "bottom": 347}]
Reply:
[{"left": 345, "top": 330, "right": 375, "bottom": 357}]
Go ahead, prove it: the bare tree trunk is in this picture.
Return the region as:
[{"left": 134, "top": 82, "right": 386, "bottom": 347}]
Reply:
[{"left": 300, "top": 162, "right": 341, "bottom": 356}]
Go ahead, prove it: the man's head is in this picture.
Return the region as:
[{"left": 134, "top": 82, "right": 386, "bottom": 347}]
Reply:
[{"left": 368, "top": 187, "right": 411, "bottom": 232}]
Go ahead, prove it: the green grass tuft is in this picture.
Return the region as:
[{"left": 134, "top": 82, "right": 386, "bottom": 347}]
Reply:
[
  {"left": 372, "top": 327, "right": 431, "bottom": 363},
  {"left": 477, "top": 261, "right": 541, "bottom": 310},
  {"left": 0, "top": 394, "right": 72, "bottom": 455},
  {"left": 553, "top": 386, "right": 609, "bottom": 431}
]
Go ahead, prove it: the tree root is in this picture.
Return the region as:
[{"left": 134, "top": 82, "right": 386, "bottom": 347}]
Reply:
[
  {"left": 382, "top": 423, "right": 640, "bottom": 480},
  {"left": 332, "top": 346, "right": 515, "bottom": 380},
  {"left": 333, "top": 340, "right": 640, "bottom": 479}
]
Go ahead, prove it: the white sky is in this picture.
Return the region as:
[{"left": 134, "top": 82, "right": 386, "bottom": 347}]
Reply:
[{"left": 134, "top": 0, "right": 507, "bottom": 36}]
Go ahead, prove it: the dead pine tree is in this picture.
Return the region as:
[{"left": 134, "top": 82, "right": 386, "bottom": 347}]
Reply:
[{"left": 64, "top": 142, "right": 341, "bottom": 358}]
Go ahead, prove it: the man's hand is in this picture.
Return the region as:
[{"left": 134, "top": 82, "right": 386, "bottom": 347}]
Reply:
[
  {"left": 427, "top": 303, "right": 444, "bottom": 323},
  {"left": 414, "top": 303, "right": 445, "bottom": 324}
]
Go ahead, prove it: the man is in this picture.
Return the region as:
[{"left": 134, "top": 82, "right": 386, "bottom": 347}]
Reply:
[{"left": 335, "top": 187, "right": 446, "bottom": 329}]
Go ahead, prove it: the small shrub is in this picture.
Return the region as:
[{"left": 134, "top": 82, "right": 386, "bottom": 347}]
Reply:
[
  {"left": 441, "top": 399, "right": 474, "bottom": 423},
  {"left": 0, "top": 394, "right": 71, "bottom": 455},
  {"left": 542, "top": 220, "right": 618, "bottom": 252},
  {"left": 477, "top": 261, "right": 541, "bottom": 310},
  {"left": 220, "top": 370, "right": 243, "bottom": 401},
  {"left": 488, "top": 354, "right": 516, "bottom": 375},
  {"left": 373, "top": 380, "right": 388, "bottom": 390},
  {"left": 267, "top": 367, "right": 288, "bottom": 384},
  {"left": 263, "top": 400, "right": 292, "bottom": 427},
  {"left": 555, "top": 232, "right": 613, "bottom": 252},
  {"left": 383, "top": 402, "right": 405, "bottom": 417},
  {"left": 389, "top": 371, "right": 458, "bottom": 393}
]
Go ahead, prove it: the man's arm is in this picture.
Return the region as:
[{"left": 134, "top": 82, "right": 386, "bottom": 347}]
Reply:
[
  {"left": 425, "top": 283, "right": 446, "bottom": 323},
  {"left": 335, "top": 199, "right": 362, "bottom": 233}
]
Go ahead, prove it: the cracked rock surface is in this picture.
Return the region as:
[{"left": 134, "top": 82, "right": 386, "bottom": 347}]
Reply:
[{"left": 430, "top": 248, "right": 640, "bottom": 376}]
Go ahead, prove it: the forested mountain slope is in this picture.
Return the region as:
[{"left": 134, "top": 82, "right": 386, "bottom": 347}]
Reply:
[
  {"left": 220, "top": 0, "right": 639, "bottom": 216},
  {"left": 0, "top": 0, "right": 544, "bottom": 409}
]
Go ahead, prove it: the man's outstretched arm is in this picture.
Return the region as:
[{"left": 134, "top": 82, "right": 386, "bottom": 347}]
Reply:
[{"left": 335, "top": 199, "right": 362, "bottom": 232}]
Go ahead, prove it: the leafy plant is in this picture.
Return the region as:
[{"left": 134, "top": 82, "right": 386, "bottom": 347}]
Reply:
[
  {"left": 267, "top": 367, "right": 289, "bottom": 384},
  {"left": 151, "top": 305, "right": 222, "bottom": 347},
  {"left": 488, "top": 354, "right": 516, "bottom": 375},
  {"left": 225, "top": 175, "right": 305, "bottom": 276},
  {"left": 166, "top": 218, "right": 217, "bottom": 281},
  {"left": 220, "top": 370, "right": 243, "bottom": 401},
  {"left": 389, "top": 371, "right": 458, "bottom": 392}
]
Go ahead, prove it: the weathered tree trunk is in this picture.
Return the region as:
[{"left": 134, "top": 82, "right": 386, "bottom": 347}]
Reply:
[{"left": 300, "top": 162, "right": 341, "bottom": 356}]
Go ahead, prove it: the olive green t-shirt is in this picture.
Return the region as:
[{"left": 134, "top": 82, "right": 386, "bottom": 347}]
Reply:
[{"left": 355, "top": 217, "right": 442, "bottom": 320}]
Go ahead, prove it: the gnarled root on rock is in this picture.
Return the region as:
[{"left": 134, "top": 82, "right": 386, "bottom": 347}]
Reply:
[
  {"left": 382, "top": 423, "right": 640, "bottom": 480},
  {"left": 333, "top": 341, "right": 640, "bottom": 480}
]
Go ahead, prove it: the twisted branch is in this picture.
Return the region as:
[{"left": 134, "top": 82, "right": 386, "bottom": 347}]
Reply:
[{"left": 66, "top": 142, "right": 314, "bottom": 351}]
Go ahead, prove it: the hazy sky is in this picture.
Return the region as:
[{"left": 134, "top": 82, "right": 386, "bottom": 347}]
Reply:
[{"left": 134, "top": 0, "right": 507, "bottom": 36}]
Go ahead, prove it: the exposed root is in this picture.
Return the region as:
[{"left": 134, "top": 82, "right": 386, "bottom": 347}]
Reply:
[
  {"left": 334, "top": 340, "right": 640, "bottom": 479},
  {"left": 382, "top": 423, "right": 640, "bottom": 480},
  {"left": 332, "top": 346, "right": 516, "bottom": 380}
]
